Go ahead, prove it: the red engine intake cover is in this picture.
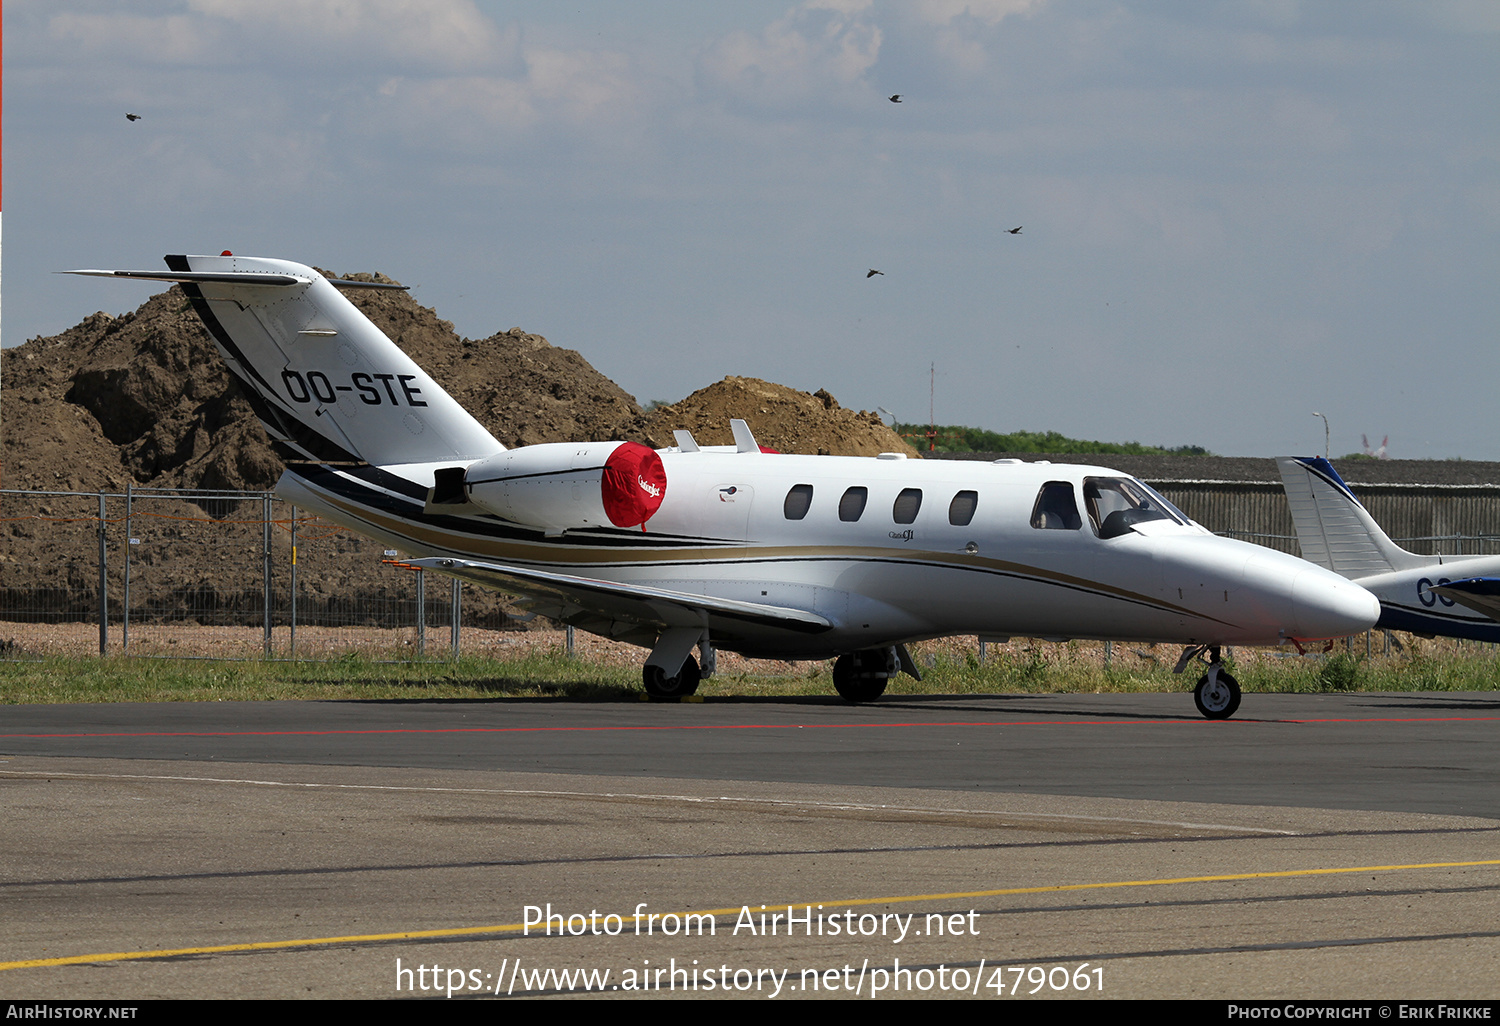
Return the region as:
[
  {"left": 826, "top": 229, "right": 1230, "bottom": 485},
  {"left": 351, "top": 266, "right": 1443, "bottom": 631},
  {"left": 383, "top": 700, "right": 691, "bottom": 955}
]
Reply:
[{"left": 601, "top": 442, "right": 667, "bottom": 527}]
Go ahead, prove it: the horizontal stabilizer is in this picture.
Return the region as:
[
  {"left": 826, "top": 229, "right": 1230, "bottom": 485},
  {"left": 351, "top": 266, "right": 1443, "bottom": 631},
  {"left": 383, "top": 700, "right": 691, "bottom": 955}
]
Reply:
[
  {"left": 67, "top": 268, "right": 310, "bottom": 287},
  {"left": 1429, "top": 578, "right": 1500, "bottom": 621},
  {"left": 65, "top": 268, "right": 408, "bottom": 290},
  {"left": 406, "top": 556, "right": 833, "bottom": 635}
]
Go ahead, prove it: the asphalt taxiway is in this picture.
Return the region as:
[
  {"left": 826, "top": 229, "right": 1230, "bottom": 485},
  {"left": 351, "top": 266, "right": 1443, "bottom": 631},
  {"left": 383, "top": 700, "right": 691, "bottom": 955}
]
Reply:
[{"left": 2, "top": 691, "right": 1497, "bottom": 999}]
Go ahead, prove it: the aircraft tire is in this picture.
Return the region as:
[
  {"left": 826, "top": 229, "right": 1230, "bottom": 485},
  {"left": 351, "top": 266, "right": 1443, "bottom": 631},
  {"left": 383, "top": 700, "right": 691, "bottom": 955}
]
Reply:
[
  {"left": 832, "top": 654, "right": 890, "bottom": 703},
  {"left": 643, "top": 655, "right": 701, "bottom": 700},
  {"left": 1193, "top": 669, "right": 1240, "bottom": 719}
]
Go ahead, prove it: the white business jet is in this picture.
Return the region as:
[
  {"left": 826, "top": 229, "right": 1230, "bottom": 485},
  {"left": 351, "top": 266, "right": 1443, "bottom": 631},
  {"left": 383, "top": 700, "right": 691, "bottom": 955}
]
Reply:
[
  {"left": 70, "top": 256, "right": 1379, "bottom": 717},
  {"left": 1278, "top": 456, "right": 1500, "bottom": 642}
]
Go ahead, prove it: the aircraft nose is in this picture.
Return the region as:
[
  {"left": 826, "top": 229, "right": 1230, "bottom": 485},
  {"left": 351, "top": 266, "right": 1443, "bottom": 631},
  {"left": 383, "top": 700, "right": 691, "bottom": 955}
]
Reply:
[{"left": 1291, "top": 570, "right": 1380, "bottom": 638}]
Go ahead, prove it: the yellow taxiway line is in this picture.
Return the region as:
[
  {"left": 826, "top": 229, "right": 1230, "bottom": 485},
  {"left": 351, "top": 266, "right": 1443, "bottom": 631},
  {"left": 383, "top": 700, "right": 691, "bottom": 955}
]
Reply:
[{"left": 5, "top": 859, "right": 1499, "bottom": 971}]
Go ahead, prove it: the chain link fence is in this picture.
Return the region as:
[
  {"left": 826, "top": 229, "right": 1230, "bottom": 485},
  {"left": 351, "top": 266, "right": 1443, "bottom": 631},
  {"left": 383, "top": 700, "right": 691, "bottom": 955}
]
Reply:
[{"left": 0, "top": 487, "right": 508, "bottom": 659}]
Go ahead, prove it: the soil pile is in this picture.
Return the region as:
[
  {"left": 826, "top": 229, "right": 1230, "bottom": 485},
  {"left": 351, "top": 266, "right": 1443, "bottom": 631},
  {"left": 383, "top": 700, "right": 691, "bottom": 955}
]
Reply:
[
  {"left": 643, "top": 376, "right": 917, "bottom": 457},
  {"left": 2, "top": 294, "right": 281, "bottom": 494},
  {"left": 2, "top": 275, "right": 910, "bottom": 492},
  {"left": 0, "top": 275, "right": 652, "bottom": 493},
  {"left": 332, "top": 272, "right": 649, "bottom": 450}
]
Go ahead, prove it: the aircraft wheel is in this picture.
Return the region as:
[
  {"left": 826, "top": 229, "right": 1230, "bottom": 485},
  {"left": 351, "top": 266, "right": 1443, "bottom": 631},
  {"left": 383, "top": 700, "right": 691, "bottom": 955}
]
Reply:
[
  {"left": 643, "top": 655, "right": 701, "bottom": 700},
  {"left": 832, "top": 654, "right": 890, "bottom": 703},
  {"left": 1194, "top": 670, "right": 1240, "bottom": 720}
]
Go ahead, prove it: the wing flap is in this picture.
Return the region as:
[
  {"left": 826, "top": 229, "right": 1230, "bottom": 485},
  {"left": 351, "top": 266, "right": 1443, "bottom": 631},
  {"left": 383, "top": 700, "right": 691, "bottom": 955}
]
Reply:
[{"left": 405, "top": 557, "right": 833, "bottom": 636}]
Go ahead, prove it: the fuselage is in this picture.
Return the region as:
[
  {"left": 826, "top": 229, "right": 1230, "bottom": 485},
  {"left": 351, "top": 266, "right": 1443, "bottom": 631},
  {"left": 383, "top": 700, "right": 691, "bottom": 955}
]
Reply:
[
  {"left": 279, "top": 450, "right": 1380, "bottom": 660},
  {"left": 1348, "top": 558, "right": 1500, "bottom": 642}
]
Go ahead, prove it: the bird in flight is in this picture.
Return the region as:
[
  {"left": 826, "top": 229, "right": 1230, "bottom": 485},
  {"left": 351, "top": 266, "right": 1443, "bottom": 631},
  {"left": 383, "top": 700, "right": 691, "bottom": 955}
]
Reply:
[
  {"left": 867, "top": 269, "right": 884, "bottom": 278},
  {"left": 1007, "top": 226, "right": 1022, "bottom": 234},
  {"left": 888, "top": 95, "right": 902, "bottom": 103},
  {"left": 126, "top": 113, "right": 142, "bottom": 122}
]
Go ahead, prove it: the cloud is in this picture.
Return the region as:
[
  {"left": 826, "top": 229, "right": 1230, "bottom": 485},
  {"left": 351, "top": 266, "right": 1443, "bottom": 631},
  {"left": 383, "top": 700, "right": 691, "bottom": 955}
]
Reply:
[
  {"left": 697, "top": 1, "right": 883, "bottom": 108},
  {"left": 47, "top": 0, "right": 513, "bottom": 73},
  {"left": 911, "top": 0, "right": 1047, "bottom": 27},
  {"left": 47, "top": 10, "right": 225, "bottom": 65},
  {"left": 376, "top": 46, "right": 646, "bottom": 140},
  {"left": 187, "top": 0, "right": 508, "bottom": 71},
  {"left": 39, "top": 1, "right": 652, "bottom": 160}
]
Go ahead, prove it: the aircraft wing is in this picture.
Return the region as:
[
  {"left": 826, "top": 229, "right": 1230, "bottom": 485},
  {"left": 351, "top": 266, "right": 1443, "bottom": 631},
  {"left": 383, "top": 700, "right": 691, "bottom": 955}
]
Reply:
[
  {"left": 404, "top": 556, "right": 834, "bottom": 640},
  {"left": 1428, "top": 578, "right": 1500, "bottom": 621}
]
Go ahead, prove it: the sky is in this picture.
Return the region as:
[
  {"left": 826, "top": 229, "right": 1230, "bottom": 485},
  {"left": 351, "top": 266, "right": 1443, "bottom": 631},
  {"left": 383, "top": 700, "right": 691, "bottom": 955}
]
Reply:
[{"left": 5, "top": 0, "right": 1497, "bottom": 459}]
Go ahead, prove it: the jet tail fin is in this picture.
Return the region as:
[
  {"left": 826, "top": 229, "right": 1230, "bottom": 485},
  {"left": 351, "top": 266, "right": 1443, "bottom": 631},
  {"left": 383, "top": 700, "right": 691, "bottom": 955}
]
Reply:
[
  {"left": 1275, "top": 456, "right": 1427, "bottom": 577},
  {"left": 68, "top": 255, "right": 502, "bottom": 482}
]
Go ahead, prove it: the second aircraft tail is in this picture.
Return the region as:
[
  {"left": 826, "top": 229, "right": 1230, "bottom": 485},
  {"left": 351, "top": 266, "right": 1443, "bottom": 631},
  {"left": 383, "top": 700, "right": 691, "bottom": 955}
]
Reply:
[{"left": 1276, "top": 456, "right": 1427, "bottom": 578}]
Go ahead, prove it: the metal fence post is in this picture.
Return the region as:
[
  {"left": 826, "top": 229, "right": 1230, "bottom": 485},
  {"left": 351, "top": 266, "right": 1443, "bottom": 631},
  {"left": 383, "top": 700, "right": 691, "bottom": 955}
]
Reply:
[
  {"left": 416, "top": 569, "right": 425, "bottom": 657},
  {"left": 566, "top": 625, "right": 574, "bottom": 658},
  {"left": 97, "top": 491, "right": 107, "bottom": 655},
  {"left": 123, "top": 483, "right": 131, "bottom": 652},
  {"left": 263, "top": 493, "right": 272, "bottom": 657},
  {"left": 451, "top": 577, "right": 461, "bottom": 658},
  {"left": 289, "top": 503, "right": 297, "bottom": 658}
]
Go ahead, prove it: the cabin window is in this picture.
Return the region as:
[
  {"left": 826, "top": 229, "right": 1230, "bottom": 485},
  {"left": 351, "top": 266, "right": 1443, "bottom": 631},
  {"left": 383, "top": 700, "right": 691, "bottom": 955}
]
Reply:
[
  {"left": 1082, "top": 477, "right": 1179, "bottom": 538},
  {"left": 1031, "top": 482, "right": 1082, "bottom": 530},
  {"left": 838, "top": 486, "right": 868, "bottom": 522},
  {"left": 783, "top": 484, "right": 814, "bottom": 520},
  {"left": 892, "top": 488, "right": 922, "bottom": 524},
  {"left": 948, "top": 490, "right": 978, "bottom": 526}
]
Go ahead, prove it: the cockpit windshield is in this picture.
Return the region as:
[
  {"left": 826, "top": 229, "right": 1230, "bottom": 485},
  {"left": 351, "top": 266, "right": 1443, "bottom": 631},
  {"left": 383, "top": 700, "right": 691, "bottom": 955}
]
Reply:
[
  {"left": 1133, "top": 480, "right": 1192, "bottom": 525},
  {"left": 1082, "top": 477, "right": 1185, "bottom": 539}
]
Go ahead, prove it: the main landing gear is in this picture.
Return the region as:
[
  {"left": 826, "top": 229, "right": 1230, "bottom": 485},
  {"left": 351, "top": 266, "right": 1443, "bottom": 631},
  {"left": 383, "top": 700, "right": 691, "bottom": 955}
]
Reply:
[
  {"left": 639, "top": 629, "right": 922, "bottom": 704},
  {"left": 831, "top": 645, "right": 921, "bottom": 703},
  {"left": 1174, "top": 644, "right": 1241, "bottom": 720},
  {"left": 832, "top": 650, "right": 893, "bottom": 702},
  {"left": 642, "top": 655, "right": 701, "bottom": 699},
  {"left": 641, "top": 628, "right": 712, "bottom": 700}
]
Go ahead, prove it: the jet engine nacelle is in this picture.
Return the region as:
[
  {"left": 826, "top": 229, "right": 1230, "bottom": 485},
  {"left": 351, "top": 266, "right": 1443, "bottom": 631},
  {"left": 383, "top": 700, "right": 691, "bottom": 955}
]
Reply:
[{"left": 459, "top": 441, "right": 666, "bottom": 533}]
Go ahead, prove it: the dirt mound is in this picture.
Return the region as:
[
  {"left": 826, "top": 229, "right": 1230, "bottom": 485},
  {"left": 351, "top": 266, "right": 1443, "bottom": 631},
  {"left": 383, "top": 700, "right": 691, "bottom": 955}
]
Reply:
[
  {"left": 643, "top": 376, "right": 918, "bottom": 457},
  {"left": 3, "top": 282, "right": 914, "bottom": 491},
  {"left": 1, "top": 275, "right": 651, "bottom": 493},
  {"left": 2, "top": 295, "right": 283, "bottom": 493},
  {"left": 329, "top": 273, "right": 648, "bottom": 450}
]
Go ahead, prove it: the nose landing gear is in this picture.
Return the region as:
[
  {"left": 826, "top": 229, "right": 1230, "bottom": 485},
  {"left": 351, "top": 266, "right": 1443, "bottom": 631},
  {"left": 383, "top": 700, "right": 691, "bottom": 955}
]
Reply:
[{"left": 1174, "top": 644, "right": 1241, "bottom": 719}]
